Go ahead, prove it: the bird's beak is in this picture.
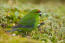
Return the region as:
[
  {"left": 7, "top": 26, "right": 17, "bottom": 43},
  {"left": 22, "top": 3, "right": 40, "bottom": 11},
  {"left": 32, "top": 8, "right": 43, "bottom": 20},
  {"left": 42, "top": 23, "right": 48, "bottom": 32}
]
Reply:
[{"left": 39, "top": 12, "right": 42, "bottom": 17}]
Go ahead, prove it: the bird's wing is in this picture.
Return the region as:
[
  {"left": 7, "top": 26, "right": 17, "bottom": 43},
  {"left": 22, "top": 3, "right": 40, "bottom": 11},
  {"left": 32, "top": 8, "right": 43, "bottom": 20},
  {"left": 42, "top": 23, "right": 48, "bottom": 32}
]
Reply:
[
  {"left": 19, "top": 14, "right": 37, "bottom": 27},
  {"left": 13, "top": 13, "right": 40, "bottom": 28}
]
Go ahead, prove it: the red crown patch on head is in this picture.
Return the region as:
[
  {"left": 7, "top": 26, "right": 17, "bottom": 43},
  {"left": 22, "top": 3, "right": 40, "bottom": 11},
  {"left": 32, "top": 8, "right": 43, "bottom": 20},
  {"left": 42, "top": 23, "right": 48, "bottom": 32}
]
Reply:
[{"left": 38, "top": 10, "right": 40, "bottom": 12}]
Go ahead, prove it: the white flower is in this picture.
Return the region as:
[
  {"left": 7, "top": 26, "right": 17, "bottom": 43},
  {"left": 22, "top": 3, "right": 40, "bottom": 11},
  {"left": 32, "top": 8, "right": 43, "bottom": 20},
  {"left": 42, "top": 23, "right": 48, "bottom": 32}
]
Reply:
[{"left": 12, "top": 33, "right": 16, "bottom": 36}]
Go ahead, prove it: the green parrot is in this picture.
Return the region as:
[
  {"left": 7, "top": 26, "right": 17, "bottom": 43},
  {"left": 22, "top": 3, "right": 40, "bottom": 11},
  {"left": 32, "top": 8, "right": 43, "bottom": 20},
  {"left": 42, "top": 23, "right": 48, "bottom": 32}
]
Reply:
[{"left": 12, "top": 9, "right": 44, "bottom": 35}]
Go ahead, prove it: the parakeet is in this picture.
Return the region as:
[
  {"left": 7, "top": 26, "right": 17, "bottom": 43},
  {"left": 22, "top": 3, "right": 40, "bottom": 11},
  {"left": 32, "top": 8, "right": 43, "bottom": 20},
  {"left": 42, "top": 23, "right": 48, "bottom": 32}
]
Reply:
[{"left": 12, "top": 9, "right": 43, "bottom": 35}]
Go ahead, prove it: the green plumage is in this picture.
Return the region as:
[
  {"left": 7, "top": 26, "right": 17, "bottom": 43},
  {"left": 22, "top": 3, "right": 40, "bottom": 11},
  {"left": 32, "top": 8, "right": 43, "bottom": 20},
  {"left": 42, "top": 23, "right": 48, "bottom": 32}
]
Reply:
[
  {"left": 13, "top": 9, "right": 41, "bottom": 32},
  {"left": 19, "top": 12, "right": 40, "bottom": 28}
]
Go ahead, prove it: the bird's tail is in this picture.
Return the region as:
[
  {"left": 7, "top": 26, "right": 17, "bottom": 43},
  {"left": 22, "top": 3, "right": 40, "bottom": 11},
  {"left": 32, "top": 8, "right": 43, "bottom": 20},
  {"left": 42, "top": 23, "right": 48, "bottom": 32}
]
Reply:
[
  {"left": 6, "top": 28, "right": 18, "bottom": 33},
  {"left": 5, "top": 26, "right": 18, "bottom": 33},
  {"left": 12, "top": 25, "right": 19, "bottom": 28}
]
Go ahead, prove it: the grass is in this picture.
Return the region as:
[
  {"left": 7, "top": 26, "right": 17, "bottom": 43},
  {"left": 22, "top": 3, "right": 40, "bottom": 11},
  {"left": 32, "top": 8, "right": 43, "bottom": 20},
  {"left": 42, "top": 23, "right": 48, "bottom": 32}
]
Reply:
[{"left": 0, "top": 3, "right": 65, "bottom": 43}]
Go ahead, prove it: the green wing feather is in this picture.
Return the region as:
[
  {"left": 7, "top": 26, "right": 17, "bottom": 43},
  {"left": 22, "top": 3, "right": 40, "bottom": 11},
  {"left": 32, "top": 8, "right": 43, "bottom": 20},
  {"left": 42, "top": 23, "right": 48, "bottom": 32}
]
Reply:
[
  {"left": 19, "top": 13, "right": 40, "bottom": 28},
  {"left": 12, "top": 9, "right": 41, "bottom": 32}
]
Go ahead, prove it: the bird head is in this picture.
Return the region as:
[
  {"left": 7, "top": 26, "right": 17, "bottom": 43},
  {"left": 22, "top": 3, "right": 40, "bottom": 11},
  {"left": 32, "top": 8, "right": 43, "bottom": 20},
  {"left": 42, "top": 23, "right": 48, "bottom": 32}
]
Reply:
[{"left": 31, "top": 9, "right": 42, "bottom": 16}]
